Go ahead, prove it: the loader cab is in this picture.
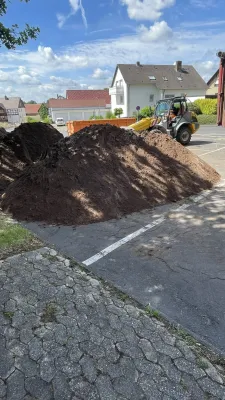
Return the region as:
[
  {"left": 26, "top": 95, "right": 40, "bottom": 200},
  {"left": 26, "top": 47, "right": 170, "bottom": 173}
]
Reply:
[{"left": 154, "top": 96, "right": 199, "bottom": 145}]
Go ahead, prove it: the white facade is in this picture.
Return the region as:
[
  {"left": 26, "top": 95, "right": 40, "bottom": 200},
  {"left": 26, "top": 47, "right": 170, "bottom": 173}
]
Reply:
[
  {"left": 49, "top": 106, "right": 110, "bottom": 123},
  {"left": 110, "top": 68, "right": 206, "bottom": 117},
  {"left": 7, "top": 107, "right": 26, "bottom": 124}
]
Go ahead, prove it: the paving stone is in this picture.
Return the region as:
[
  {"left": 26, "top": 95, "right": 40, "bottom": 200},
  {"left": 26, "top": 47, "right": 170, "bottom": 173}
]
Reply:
[
  {"left": 138, "top": 338, "right": 158, "bottom": 363},
  {"left": 52, "top": 372, "right": 71, "bottom": 400},
  {"left": 29, "top": 337, "right": 44, "bottom": 361},
  {"left": 15, "top": 355, "right": 38, "bottom": 377},
  {"left": 69, "top": 376, "right": 93, "bottom": 399},
  {"left": 80, "top": 355, "right": 97, "bottom": 383},
  {"left": 176, "top": 340, "right": 196, "bottom": 362},
  {"left": 113, "top": 376, "right": 146, "bottom": 399},
  {"left": 0, "top": 378, "right": 6, "bottom": 397},
  {"left": 7, "top": 369, "right": 26, "bottom": 400},
  {"left": 96, "top": 375, "right": 118, "bottom": 400},
  {"left": 139, "top": 374, "right": 163, "bottom": 399},
  {"left": 25, "top": 376, "right": 54, "bottom": 400},
  {"left": 198, "top": 377, "right": 225, "bottom": 399},
  {"left": 158, "top": 354, "right": 181, "bottom": 383},
  {"left": 55, "top": 357, "right": 81, "bottom": 379},
  {"left": 20, "top": 328, "right": 34, "bottom": 344},
  {"left": 40, "top": 355, "right": 56, "bottom": 382},
  {"left": 1, "top": 248, "right": 225, "bottom": 400},
  {"left": 174, "top": 358, "right": 206, "bottom": 380}
]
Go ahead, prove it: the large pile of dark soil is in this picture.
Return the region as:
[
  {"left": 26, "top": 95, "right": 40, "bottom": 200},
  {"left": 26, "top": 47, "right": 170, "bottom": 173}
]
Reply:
[
  {"left": 2, "top": 124, "right": 220, "bottom": 225},
  {"left": 0, "top": 122, "right": 63, "bottom": 195}
]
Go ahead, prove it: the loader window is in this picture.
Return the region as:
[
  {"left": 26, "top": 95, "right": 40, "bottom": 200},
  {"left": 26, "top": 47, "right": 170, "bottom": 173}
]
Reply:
[{"left": 155, "top": 101, "right": 170, "bottom": 116}]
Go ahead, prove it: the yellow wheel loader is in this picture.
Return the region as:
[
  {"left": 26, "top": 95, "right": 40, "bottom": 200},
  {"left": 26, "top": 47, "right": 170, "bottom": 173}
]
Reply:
[{"left": 129, "top": 96, "right": 200, "bottom": 145}]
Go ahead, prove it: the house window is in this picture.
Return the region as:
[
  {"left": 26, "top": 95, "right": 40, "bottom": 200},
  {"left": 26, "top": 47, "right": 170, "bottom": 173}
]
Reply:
[
  {"left": 162, "top": 77, "right": 168, "bottom": 81},
  {"left": 148, "top": 76, "right": 156, "bottom": 80},
  {"left": 214, "top": 79, "right": 219, "bottom": 87},
  {"left": 149, "top": 94, "right": 154, "bottom": 103},
  {"left": 165, "top": 94, "right": 174, "bottom": 99},
  {"left": 116, "top": 95, "right": 124, "bottom": 105},
  {"left": 116, "top": 79, "right": 123, "bottom": 87}
]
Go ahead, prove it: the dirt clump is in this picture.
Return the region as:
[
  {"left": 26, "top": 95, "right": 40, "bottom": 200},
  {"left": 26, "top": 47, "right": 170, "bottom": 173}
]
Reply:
[
  {"left": 3, "top": 122, "right": 63, "bottom": 163},
  {"left": 2, "top": 124, "right": 220, "bottom": 225},
  {"left": 0, "top": 122, "right": 63, "bottom": 195}
]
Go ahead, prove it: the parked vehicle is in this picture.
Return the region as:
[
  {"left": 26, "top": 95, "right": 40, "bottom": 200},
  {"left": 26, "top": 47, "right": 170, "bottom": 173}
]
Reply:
[{"left": 56, "top": 117, "right": 65, "bottom": 126}]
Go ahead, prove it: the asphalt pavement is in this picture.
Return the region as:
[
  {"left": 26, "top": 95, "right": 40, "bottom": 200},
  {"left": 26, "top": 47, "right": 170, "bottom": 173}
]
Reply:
[{"left": 24, "top": 125, "right": 225, "bottom": 355}]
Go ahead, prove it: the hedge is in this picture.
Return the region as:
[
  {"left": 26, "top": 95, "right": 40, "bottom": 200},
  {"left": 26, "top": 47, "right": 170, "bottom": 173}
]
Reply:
[
  {"left": 197, "top": 114, "right": 217, "bottom": 124},
  {"left": 194, "top": 99, "right": 217, "bottom": 115}
]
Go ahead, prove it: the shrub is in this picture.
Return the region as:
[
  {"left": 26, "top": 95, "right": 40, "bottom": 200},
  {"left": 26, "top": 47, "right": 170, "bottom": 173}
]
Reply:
[
  {"left": 194, "top": 99, "right": 217, "bottom": 115},
  {"left": 197, "top": 114, "right": 217, "bottom": 124},
  {"left": 140, "top": 106, "right": 154, "bottom": 118},
  {"left": 89, "top": 115, "right": 104, "bottom": 120},
  {"left": 27, "top": 116, "right": 37, "bottom": 123},
  {"left": 105, "top": 110, "right": 116, "bottom": 119},
  {"left": 114, "top": 108, "right": 123, "bottom": 118},
  {"left": 43, "top": 116, "right": 52, "bottom": 124},
  {"left": 188, "top": 103, "right": 202, "bottom": 115}
]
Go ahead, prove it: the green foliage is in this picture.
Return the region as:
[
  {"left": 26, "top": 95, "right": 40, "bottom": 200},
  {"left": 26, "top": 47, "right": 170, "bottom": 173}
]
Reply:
[
  {"left": 27, "top": 116, "right": 37, "bottom": 123},
  {"left": 197, "top": 114, "right": 217, "bottom": 125},
  {"left": 43, "top": 116, "right": 52, "bottom": 124},
  {"left": 26, "top": 100, "right": 37, "bottom": 104},
  {"left": 188, "top": 102, "right": 202, "bottom": 115},
  {"left": 140, "top": 106, "right": 154, "bottom": 118},
  {"left": 89, "top": 115, "right": 104, "bottom": 120},
  {"left": 105, "top": 110, "right": 116, "bottom": 119},
  {"left": 39, "top": 103, "right": 48, "bottom": 120},
  {"left": 114, "top": 108, "right": 123, "bottom": 118},
  {"left": 0, "top": 0, "right": 40, "bottom": 49},
  {"left": 194, "top": 99, "right": 217, "bottom": 115}
]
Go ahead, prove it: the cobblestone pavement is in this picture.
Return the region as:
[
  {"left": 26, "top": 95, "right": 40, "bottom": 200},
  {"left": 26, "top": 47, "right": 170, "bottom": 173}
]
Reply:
[{"left": 0, "top": 248, "right": 225, "bottom": 400}]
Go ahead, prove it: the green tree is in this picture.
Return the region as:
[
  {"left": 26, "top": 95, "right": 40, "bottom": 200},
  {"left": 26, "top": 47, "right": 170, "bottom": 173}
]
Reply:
[
  {"left": 114, "top": 108, "right": 123, "bottom": 118},
  {"left": 39, "top": 103, "right": 48, "bottom": 120},
  {"left": 26, "top": 100, "right": 37, "bottom": 104},
  {"left": 0, "top": 0, "right": 40, "bottom": 49}
]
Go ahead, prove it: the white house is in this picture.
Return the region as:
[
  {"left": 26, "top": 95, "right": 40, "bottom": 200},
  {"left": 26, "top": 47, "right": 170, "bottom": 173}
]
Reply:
[
  {"left": 109, "top": 61, "right": 208, "bottom": 117},
  {"left": 0, "top": 97, "right": 26, "bottom": 124},
  {"left": 48, "top": 90, "right": 111, "bottom": 122}
]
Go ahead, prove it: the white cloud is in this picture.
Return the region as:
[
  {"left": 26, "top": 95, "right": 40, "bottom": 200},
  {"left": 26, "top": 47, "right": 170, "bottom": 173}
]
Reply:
[
  {"left": 92, "top": 68, "right": 111, "bottom": 79},
  {"left": 57, "top": 0, "right": 88, "bottom": 29},
  {"left": 190, "top": 0, "right": 215, "bottom": 8},
  {"left": 120, "top": 0, "right": 176, "bottom": 21},
  {"left": 138, "top": 21, "right": 173, "bottom": 42}
]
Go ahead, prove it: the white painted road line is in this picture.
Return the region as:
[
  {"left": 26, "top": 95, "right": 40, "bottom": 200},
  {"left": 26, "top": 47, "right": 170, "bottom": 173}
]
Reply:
[
  {"left": 82, "top": 187, "right": 219, "bottom": 266},
  {"left": 199, "top": 146, "right": 225, "bottom": 157}
]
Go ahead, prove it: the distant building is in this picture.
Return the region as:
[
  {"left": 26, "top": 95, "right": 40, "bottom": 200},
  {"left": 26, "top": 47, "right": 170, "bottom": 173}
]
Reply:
[
  {"left": 25, "top": 104, "right": 41, "bottom": 118},
  {"left": 48, "top": 90, "right": 111, "bottom": 122},
  {"left": 206, "top": 70, "right": 219, "bottom": 99},
  {"left": 109, "top": 61, "right": 208, "bottom": 117},
  {"left": 0, "top": 96, "right": 26, "bottom": 124}
]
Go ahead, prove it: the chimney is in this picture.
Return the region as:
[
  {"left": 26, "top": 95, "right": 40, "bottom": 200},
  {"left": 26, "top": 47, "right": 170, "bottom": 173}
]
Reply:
[
  {"left": 136, "top": 61, "right": 141, "bottom": 67},
  {"left": 175, "top": 61, "right": 182, "bottom": 72}
]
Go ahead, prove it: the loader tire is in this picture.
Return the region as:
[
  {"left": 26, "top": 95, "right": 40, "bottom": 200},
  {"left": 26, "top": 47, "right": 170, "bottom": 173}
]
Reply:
[{"left": 176, "top": 126, "right": 191, "bottom": 146}]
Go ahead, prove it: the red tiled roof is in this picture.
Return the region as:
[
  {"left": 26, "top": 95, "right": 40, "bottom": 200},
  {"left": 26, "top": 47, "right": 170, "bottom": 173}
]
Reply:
[
  {"left": 66, "top": 89, "right": 111, "bottom": 104},
  {"left": 25, "top": 104, "right": 41, "bottom": 114},
  {"left": 48, "top": 99, "right": 109, "bottom": 109}
]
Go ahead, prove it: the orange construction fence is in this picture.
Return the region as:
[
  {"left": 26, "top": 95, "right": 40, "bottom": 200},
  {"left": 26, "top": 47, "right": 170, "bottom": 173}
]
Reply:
[{"left": 67, "top": 118, "right": 136, "bottom": 136}]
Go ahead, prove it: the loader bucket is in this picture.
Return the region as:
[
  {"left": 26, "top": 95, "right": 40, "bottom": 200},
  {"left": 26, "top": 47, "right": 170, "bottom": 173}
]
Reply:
[{"left": 128, "top": 117, "right": 154, "bottom": 132}]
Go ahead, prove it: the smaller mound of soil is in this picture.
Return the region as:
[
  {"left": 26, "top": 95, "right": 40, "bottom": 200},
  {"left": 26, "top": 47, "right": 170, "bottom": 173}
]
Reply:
[
  {"left": 4, "top": 122, "right": 63, "bottom": 163},
  {"left": 2, "top": 125, "right": 220, "bottom": 226}
]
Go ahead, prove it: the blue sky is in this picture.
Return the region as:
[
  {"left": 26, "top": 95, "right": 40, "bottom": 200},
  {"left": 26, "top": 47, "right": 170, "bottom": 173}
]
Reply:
[{"left": 0, "top": 0, "right": 224, "bottom": 101}]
